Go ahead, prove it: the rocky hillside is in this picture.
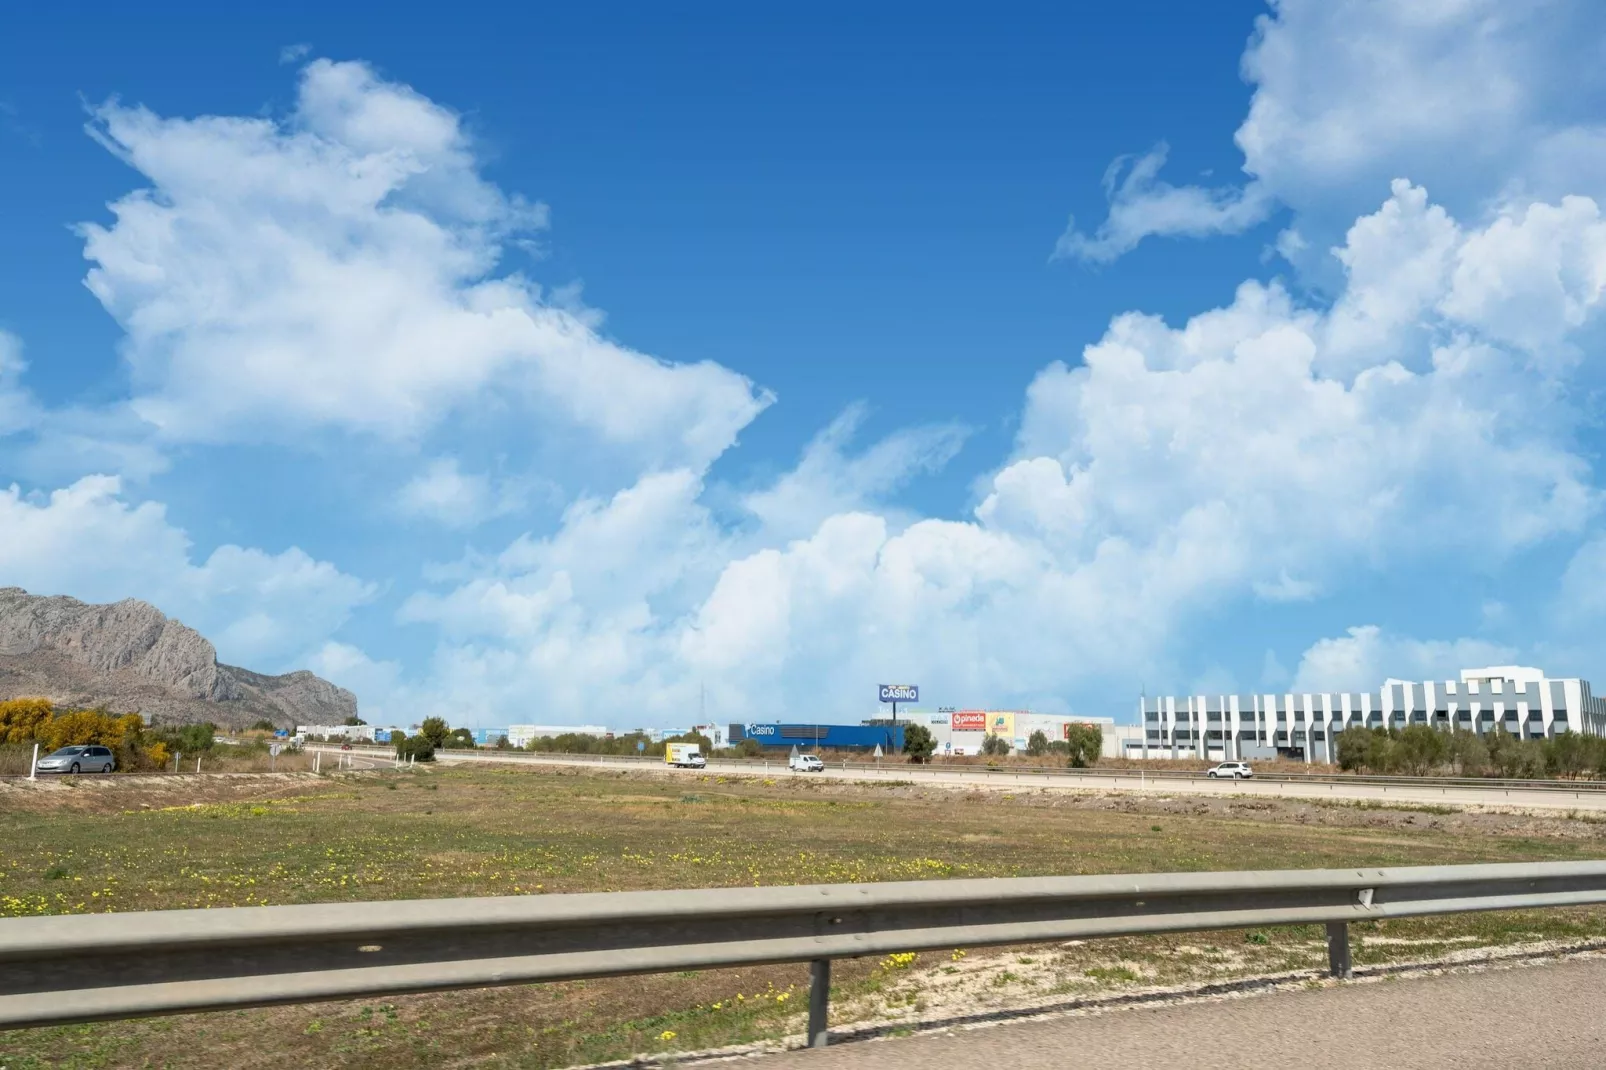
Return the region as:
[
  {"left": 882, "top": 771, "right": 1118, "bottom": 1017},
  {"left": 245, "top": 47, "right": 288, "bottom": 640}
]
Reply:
[{"left": 0, "top": 587, "right": 357, "bottom": 729}]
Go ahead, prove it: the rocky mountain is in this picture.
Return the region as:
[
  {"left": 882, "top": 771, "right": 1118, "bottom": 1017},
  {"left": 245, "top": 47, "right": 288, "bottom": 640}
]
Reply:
[{"left": 0, "top": 587, "right": 357, "bottom": 729}]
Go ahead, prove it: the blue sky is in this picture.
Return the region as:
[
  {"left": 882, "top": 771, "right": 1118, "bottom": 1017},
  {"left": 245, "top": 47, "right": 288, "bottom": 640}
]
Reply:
[{"left": 3, "top": 1, "right": 1606, "bottom": 727}]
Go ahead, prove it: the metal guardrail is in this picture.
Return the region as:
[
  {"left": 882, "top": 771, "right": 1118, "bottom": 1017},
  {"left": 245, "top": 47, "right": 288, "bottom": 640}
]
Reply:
[{"left": 4, "top": 861, "right": 1606, "bottom": 1045}]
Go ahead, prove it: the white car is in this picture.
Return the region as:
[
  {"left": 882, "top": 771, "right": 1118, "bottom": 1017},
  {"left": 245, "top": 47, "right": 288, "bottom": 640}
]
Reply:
[
  {"left": 790, "top": 754, "right": 825, "bottom": 772},
  {"left": 1207, "top": 761, "right": 1253, "bottom": 779}
]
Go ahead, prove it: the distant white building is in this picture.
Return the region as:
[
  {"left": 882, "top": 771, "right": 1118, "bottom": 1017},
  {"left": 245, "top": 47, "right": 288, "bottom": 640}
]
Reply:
[
  {"left": 296, "top": 723, "right": 377, "bottom": 742},
  {"left": 691, "top": 724, "right": 730, "bottom": 748},
  {"left": 1139, "top": 665, "right": 1606, "bottom": 763},
  {"left": 921, "top": 710, "right": 1118, "bottom": 756},
  {"left": 505, "top": 724, "right": 609, "bottom": 748}
]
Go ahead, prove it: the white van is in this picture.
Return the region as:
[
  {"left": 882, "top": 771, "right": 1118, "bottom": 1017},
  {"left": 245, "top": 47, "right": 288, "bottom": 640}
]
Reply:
[{"left": 790, "top": 753, "right": 825, "bottom": 772}]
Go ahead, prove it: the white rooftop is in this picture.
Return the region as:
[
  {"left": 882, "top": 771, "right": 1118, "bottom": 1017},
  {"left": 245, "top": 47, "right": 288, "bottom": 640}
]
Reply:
[{"left": 1459, "top": 665, "right": 1547, "bottom": 685}]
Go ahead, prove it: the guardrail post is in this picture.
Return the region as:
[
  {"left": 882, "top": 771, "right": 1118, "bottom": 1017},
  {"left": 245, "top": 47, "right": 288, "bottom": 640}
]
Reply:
[
  {"left": 808, "top": 958, "right": 831, "bottom": 1047},
  {"left": 1325, "top": 921, "right": 1352, "bottom": 979}
]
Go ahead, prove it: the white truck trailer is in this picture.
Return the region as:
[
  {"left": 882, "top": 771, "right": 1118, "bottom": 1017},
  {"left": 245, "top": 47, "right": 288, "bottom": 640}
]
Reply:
[{"left": 665, "top": 742, "right": 706, "bottom": 768}]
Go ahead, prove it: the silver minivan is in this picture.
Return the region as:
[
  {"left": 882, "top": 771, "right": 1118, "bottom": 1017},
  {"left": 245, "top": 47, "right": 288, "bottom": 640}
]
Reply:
[{"left": 35, "top": 745, "right": 116, "bottom": 774}]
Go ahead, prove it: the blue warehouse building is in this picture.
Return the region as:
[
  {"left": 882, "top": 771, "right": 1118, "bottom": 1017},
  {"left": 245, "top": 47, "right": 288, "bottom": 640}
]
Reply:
[{"left": 729, "top": 723, "right": 905, "bottom": 752}]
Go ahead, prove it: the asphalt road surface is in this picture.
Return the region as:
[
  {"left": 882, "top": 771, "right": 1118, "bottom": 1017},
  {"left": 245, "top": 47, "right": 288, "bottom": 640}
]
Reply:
[
  {"left": 311, "top": 745, "right": 1606, "bottom": 812},
  {"left": 755, "top": 957, "right": 1606, "bottom": 1070}
]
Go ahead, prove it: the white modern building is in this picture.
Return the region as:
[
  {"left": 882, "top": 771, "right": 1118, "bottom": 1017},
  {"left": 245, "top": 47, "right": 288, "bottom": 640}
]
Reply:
[
  {"left": 1139, "top": 665, "right": 1606, "bottom": 763},
  {"left": 691, "top": 723, "right": 731, "bottom": 748}
]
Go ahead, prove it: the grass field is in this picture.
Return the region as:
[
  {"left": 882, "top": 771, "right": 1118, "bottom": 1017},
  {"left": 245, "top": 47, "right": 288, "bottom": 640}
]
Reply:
[{"left": 3, "top": 764, "right": 1606, "bottom": 1068}]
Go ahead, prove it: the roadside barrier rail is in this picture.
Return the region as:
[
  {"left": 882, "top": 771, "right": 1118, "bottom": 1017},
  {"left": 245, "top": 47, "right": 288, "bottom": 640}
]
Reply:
[{"left": 4, "top": 860, "right": 1606, "bottom": 1046}]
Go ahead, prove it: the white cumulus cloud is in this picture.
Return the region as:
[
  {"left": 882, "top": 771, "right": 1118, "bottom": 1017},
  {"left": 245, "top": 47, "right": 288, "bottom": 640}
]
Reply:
[
  {"left": 390, "top": 179, "right": 1604, "bottom": 723},
  {"left": 0, "top": 475, "right": 375, "bottom": 669},
  {"left": 1059, "top": 0, "right": 1606, "bottom": 262},
  {"left": 0, "top": 330, "right": 38, "bottom": 437},
  {"left": 1292, "top": 625, "right": 1517, "bottom": 693},
  {"left": 25, "top": 16, "right": 1606, "bottom": 727},
  {"left": 395, "top": 456, "right": 543, "bottom": 529},
  {"left": 742, "top": 404, "right": 969, "bottom": 541},
  {"left": 1054, "top": 144, "right": 1276, "bottom": 263},
  {"left": 77, "top": 58, "right": 772, "bottom": 468}
]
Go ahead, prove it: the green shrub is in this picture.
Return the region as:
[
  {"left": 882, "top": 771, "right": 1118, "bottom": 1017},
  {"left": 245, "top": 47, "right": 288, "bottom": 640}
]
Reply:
[
  {"left": 1334, "top": 725, "right": 1376, "bottom": 771},
  {"left": 1064, "top": 724, "right": 1102, "bottom": 768},
  {"left": 525, "top": 731, "right": 663, "bottom": 757},
  {"left": 419, "top": 717, "right": 450, "bottom": 748},
  {"left": 902, "top": 723, "right": 936, "bottom": 763},
  {"left": 395, "top": 734, "right": 437, "bottom": 762},
  {"left": 146, "top": 722, "right": 218, "bottom": 756}
]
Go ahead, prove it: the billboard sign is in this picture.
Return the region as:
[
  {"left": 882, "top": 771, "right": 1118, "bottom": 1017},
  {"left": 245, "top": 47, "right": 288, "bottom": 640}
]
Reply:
[
  {"left": 879, "top": 684, "right": 919, "bottom": 703},
  {"left": 988, "top": 711, "right": 1015, "bottom": 739},
  {"left": 1062, "top": 721, "right": 1101, "bottom": 740},
  {"left": 951, "top": 710, "right": 987, "bottom": 731}
]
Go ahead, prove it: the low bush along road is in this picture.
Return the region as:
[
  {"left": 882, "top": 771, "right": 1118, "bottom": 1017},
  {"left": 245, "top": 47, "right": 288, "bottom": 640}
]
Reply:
[{"left": 4, "top": 765, "right": 1606, "bottom": 1068}]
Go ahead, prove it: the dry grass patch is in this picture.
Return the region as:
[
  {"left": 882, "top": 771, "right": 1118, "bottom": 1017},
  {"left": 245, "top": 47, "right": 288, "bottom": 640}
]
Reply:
[{"left": 3, "top": 764, "right": 1606, "bottom": 1068}]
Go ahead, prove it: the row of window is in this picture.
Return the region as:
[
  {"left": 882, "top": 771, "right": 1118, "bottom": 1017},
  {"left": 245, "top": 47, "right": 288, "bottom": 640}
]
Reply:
[
  {"left": 1150, "top": 719, "right": 1563, "bottom": 740},
  {"left": 1148, "top": 711, "right": 1570, "bottom": 723}
]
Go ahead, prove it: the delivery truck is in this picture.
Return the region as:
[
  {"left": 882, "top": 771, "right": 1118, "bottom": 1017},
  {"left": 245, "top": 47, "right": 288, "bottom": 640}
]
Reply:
[{"left": 665, "top": 742, "right": 706, "bottom": 769}]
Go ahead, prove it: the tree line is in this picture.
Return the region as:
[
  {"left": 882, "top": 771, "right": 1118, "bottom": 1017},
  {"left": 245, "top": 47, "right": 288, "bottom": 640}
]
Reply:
[
  {"left": 378, "top": 717, "right": 1110, "bottom": 769},
  {"left": 899, "top": 724, "right": 1103, "bottom": 767},
  {"left": 1334, "top": 724, "right": 1606, "bottom": 779},
  {"left": 390, "top": 718, "right": 718, "bottom": 763}
]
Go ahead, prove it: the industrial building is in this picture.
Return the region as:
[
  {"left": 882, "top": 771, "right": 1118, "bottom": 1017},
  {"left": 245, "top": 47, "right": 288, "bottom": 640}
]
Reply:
[
  {"left": 504, "top": 724, "right": 609, "bottom": 748},
  {"left": 1140, "top": 665, "right": 1606, "bottom": 763},
  {"left": 296, "top": 723, "right": 389, "bottom": 742},
  {"left": 727, "top": 715, "right": 1121, "bottom": 755},
  {"left": 914, "top": 711, "right": 1119, "bottom": 757},
  {"left": 729, "top": 723, "right": 906, "bottom": 752}
]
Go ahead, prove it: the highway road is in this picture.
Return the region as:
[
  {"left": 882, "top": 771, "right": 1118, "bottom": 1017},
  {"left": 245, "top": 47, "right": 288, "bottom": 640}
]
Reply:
[
  {"left": 752, "top": 956, "right": 1606, "bottom": 1069},
  {"left": 309, "top": 744, "right": 1606, "bottom": 812}
]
